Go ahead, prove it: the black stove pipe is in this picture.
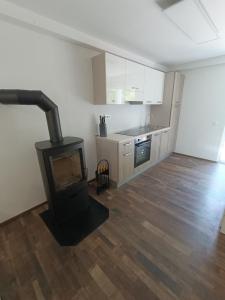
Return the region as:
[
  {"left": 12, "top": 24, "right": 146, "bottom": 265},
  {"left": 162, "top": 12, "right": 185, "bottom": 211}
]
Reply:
[{"left": 0, "top": 89, "right": 63, "bottom": 143}]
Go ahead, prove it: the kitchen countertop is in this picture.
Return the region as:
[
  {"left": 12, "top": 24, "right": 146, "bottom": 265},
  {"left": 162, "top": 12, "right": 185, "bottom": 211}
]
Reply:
[
  {"left": 97, "top": 133, "right": 133, "bottom": 142},
  {"left": 96, "top": 125, "right": 170, "bottom": 143},
  {"left": 117, "top": 125, "right": 168, "bottom": 136}
]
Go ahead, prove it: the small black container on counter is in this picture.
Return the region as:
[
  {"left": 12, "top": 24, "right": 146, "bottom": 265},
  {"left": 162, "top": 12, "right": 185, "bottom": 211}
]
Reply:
[{"left": 99, "top": 115, "right": 107, "bottom": 137}]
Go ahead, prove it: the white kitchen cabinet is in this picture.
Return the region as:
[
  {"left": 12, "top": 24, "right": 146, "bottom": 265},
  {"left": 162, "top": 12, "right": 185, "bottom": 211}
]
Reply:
[
  {"left": 153, "top": 70, "right": 165, "bottom": 104},
  {"left": 143, "top": 67, "right": 155, "bottom": 105},
  {"left": 106, "top": 53, "right": 126, "bottom": 104},
  {"left": 159, "top": 129, "right": 170, "bottom": 159},
  {"left": 150, "top": 132, "right": 161, "bottom": 163},
  {"left": 144, "top": 68, "right": 165, "bottom": 105},
  {"left": 93, "top": 52, "right": 165, "bottom": 105},
  {"left": 92, "top": 53, "right": 126, "bottom": 104},
  {"left": 125, "top": 60, "right": 145, "bottom": 103}
]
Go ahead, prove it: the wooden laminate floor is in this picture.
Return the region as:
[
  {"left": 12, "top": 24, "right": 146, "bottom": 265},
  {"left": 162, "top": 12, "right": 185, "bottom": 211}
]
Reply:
[{"left": 1, "top": 154, "right": 225, "bottom": 300}]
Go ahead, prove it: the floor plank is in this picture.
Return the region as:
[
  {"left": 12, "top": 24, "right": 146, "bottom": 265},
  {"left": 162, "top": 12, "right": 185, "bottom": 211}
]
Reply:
[{"left": 1, "top": 154, "right": 225, "bottom": 299}]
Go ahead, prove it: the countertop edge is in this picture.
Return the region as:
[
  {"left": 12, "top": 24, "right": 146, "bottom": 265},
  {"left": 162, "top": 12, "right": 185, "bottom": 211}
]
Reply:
[{"left": 96, "top": 126, "right": 171, "bottom": 142}]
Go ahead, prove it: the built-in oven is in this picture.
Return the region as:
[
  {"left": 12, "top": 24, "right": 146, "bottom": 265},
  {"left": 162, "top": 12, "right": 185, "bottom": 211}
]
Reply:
[{"left": 134, "top": 135, "right": 152, "bottom": 168}]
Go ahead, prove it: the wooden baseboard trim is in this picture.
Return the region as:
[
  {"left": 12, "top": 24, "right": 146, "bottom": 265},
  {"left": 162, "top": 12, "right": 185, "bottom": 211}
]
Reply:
[{"left": 0, "top": 201, "right": 47, "bottom": 227}]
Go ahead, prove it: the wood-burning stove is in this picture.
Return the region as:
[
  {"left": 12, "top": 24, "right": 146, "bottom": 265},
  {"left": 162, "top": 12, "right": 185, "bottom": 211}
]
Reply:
[
  {"left": 36, "top": 137, "right": 90, "bottom": 223},
  {"left": 0, "top": 90, "right": 90, "bottom": 224},
  {"left": 0, "top": 89, "right": 109, "bottom": 245}
]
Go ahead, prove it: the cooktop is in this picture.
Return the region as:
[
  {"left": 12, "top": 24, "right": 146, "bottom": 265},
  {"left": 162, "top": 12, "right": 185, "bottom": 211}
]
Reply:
[{"left": 118, "top": 125, "right": 164, "bottom": 137}]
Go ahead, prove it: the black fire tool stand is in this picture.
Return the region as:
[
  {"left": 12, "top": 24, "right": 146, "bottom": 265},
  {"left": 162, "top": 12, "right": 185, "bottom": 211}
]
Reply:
[{"left": 96, "top": 160, "right": 110, "bottom": 195}]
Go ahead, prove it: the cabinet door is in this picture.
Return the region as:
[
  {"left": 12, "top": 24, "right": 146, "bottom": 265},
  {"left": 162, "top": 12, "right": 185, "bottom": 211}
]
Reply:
[
  {"left": 159, "top": 130, "right": 170, "bottom": 159},
  {"left": 119, "top": 153, "right": 134, "bottom": 182},
  {"left": 170, "top": 102, "right": 181, "bottom": 127},
  {"left": 173, "top": 73, "right": 185, "bottom": 105},
  {"left": 154, "top": 70, "right": 165, "bottom": 104},
  {"left": 144, "top": 68, "right": 165, "bottom": 105},
  {"left": 106, "top": 53, "right": 126, "bottom": 104},
  {"left": 119, "top": 140, "right": 134, "bottom": 182},
  {"left": 150, "top": 132, "right": 161, "bottom": 163},
  {"left": 168, "top": 126, "right": 177, "bottom": 153},
  {"left": 125, "top": 60, "right": 145, "bottom": 102},
  {"left": 144, "top": 67, "right": 155, "bottom": 105}
]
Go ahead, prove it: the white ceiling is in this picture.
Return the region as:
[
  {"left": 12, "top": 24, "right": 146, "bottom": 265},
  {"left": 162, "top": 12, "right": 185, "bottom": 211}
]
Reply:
[{"left": 4, "top": 0, "right": 225, "bottom": 67}]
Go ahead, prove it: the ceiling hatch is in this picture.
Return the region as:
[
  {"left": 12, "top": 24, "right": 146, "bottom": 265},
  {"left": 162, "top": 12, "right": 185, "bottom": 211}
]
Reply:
[
  {"left": 162, "top": 0, "right": 219, "bottom": 44},
  {"left": 200, "top": 0, "right": 225, "bottom": 36}
]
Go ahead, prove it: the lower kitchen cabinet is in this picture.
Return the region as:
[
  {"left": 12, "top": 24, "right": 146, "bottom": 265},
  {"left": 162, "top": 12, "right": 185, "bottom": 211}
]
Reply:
[
  {"left": 96, "top": 138, "right": 118, "bottom": 183},
  {"left": 151, "top": 129, "right": 170, "bottom": 164},
  {"left": 171, "top": 102, "right": 181, "bottom": 128},
  {"left": 96, "top": 129, "right": 172, "bottom": 187},
  {"left": 168, "top": 126, "right": 177, "bottom": 153},
  {"left": 118, "top": 142, "right": 134, "bottom": 182},
  {"left": 96, "top": 136, "right": 134, "bottom": 186},
  {"left": 150, "top": 132, "right": 161, "bottom": 163},
  {"left": 160, "top": 129, "right": 170, "bottom": 159}
]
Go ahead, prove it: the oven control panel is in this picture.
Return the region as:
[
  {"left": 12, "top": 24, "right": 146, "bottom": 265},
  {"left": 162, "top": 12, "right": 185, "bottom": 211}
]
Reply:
[{"left": 135, "top": 134, "right": 152, "bottom": 145}]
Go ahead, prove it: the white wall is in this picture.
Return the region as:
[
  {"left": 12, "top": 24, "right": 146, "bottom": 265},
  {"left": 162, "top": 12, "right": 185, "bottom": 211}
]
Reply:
[
  {"left": 0, "top": 20, "right": 150, "bottom": 223},
  {"left": 176, "top": 64, "right": 225, "bottom": 161}
]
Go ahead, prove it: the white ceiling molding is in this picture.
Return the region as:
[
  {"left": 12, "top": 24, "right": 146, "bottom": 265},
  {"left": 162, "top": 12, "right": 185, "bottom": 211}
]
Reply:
[
  {"left": 164, "top": 0, "right": 219, "bottom": 44},
  {"left": 170, "top": 54, "right": 225, "bottom": 71},
  {"left": 0, "top": 0, "right": 167, "bottom": 71}
]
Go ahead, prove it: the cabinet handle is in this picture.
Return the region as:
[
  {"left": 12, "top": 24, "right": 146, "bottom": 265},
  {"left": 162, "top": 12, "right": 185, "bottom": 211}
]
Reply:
[
  {"left": 157, "top": 101, "right": 162, "bottom": 103},
  {"left": 123, "top": 142, "right": 131, "bottom": 146},
  {"left": 131, "top": 87, "right": 139, "bottom": 90},
  {"left": 123, "top": 153, "right": 132, "bottom": 157}
]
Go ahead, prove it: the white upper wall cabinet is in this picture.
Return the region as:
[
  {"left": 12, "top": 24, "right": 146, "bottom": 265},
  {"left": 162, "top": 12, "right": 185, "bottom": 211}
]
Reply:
[
  {"left": 92, "top": 52, "right": 126, "bottom": 104},
  {"left": 144, "top": 67, "right": 165, "bottom": 104},
  {"left": 144, "top": 67, "right": 155, "bottom": 104},
  {"left": 106, "top": 53, "right": 126, "bottom": 104},
  {"left": 125, "top": 60, "right": 145, "bottom": 103},
  {"left": 92, "top": 52, "right": 165, "bottom": 105},
  {"left": 153, "top": 70, "right": 165, "bottom": 104}
]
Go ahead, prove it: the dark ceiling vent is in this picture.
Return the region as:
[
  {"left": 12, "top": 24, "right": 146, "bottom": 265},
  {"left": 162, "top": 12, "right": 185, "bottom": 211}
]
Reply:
[{"left": 155, "top": 0, "right": 182, "bottom": 10}]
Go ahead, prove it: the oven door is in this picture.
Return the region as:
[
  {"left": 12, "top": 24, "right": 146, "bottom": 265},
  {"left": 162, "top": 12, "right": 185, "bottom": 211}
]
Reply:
[{"left": 134, "top": 139, "right": 151, "bottom": 168}]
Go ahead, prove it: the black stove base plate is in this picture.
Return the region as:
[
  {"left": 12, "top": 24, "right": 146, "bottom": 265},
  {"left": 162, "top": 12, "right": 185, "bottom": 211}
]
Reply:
[{"left": 40, "top": 196, "right": 109, "bottom": 246}]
